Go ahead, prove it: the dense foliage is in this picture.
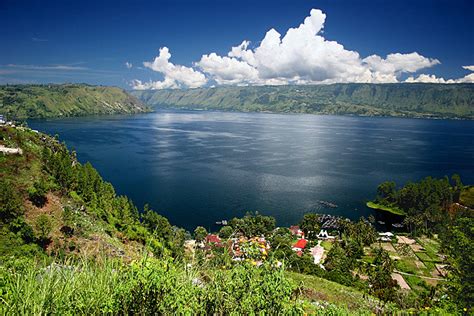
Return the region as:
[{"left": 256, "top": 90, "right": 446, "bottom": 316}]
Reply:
[
  {"left": 133, "top": 83, "right": 474, "bottom": 119},
  {"left": 441, "top": 210, "right": 474, "bottom": 309},
  {"left": 0, "top": 84, "right": 150, "bottom": 119},
  {"left": 372, "top": 176, "right": 473, "bottom": 311},
  {"left": 373, "top": 175, "right": 462, "bottom": 235}
]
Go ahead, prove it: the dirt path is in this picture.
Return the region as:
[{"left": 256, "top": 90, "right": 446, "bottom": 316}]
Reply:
[{"left": 391, "top": 273, "right": 411, "bottom": 290}]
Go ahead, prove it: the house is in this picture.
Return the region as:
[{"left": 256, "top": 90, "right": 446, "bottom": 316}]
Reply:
[
  {"left": 290, "top": 225, "right": 304, "bottom": 237},
  {"left": 377, "top": 232, "right": 394, "bottom": 242},
  {"left": 292, "top": 239, "right": 308, "bottom": 256},
  {"left": 317, "top": 229, "right": 335, "bottom": 240},
  {"left": 205, "top": 234, "right": 223, "bottom": 247},
  {"left": 205, "top": 234, "right": 222, "bottom": 243},
  {"left": 310, "top": 244, "right": 325, "bottom": 264}
]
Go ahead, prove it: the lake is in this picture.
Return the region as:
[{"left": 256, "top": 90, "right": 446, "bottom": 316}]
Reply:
[{"left": 29, "top": 110, "right": 474, "bottom": 231}]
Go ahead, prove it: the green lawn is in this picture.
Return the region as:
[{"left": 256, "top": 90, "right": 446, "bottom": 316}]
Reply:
[
  {"left": 320, "top": 240, "right": 333, "bottom": 251},
  {"left": 366, "top": 201, "right": 406, "bottom": 216},
  {"left": 285, "top": 272, "right": 398, "bottom": 313}
]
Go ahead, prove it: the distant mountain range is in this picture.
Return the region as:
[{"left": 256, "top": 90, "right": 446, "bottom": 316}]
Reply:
[
  {"left": 0, "top": 84, "right": 150, "bottom": 119},
  {"left": 132, "top": 83, "right": 474, "bottom": 119},
  {"left": 1, "top": 83, "right": 472, "bottom": 120}
]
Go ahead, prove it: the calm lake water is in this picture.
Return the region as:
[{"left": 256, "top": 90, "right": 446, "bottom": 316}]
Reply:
[{"left": 29, "top": 110, "right": 474, "bottom": 231}]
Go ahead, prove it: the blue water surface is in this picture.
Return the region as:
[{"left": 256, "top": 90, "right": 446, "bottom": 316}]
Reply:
[{"left": 29, "top": 110, "right": 474, "bottom": 231}]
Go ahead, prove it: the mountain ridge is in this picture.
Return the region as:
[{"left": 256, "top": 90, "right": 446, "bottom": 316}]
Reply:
[
  {"left": 132, "top": 83, "right": 474, "bottom": 119},
  {"left": 0, "top": 84, "right": 151, "bottom": 119}
]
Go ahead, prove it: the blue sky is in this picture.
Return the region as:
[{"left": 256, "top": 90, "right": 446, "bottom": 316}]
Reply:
[{"left": 0, "top": 0, "right": 473, "bottom": 88}]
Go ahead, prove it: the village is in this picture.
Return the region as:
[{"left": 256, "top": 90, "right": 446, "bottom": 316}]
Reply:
[{"left": 184, "top": 213, "right": 446, "bottom": 293}]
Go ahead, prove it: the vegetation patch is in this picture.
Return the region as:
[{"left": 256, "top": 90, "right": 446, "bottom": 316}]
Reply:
[{"left": 366, "top": 201, "right": 406, "bottom": 215}]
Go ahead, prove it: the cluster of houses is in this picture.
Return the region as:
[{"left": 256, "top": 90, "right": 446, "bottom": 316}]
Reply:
[
  {"left": 184, "top": 216, "right": 399, "bottom": 269},
  {"left": 231, "top": 236, "right": 270, "bottom": 265},
  {"left": 184, "top": 233, "right": 272, "bottom": 266},
  {"left": 289, "top": 225, "right": 336, "bottom": 266}
]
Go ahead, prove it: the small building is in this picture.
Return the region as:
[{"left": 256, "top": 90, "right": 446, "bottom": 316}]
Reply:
[
  {"left": 317, "top": 229, "right": 335, "bottom": 240},
  {"left": 205, "top": 234, "right": 222, "bottom": 244},
  {"left": 0, "top": 115, "right": 5, "bottom": 125},
  {"left": 292, "top": 239, "right": 308, "bottom": 256},
  {"left": 377, "top": 232, "right": 394, "bottom": 241},
  {"left": 310, "top": 245, "right": 325, "bottom": 264},
  {"left": 290, "top": 225, "right": 304, "bottom": 237}
]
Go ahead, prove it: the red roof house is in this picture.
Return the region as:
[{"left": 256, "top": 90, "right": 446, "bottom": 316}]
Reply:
[
  {"left": 205, "top": 234, "right": 222, "bottom": 244},
  {"left": 292, "top": 239, "right": 308, "bottom": 250},
  {"left": 290, "top": 225, "right": 303, "bottom": 236}
]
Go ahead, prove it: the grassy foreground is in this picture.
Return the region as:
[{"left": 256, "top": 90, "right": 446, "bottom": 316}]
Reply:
[{"left": 1, "top": 257, "right": 387, "bottom": 315}]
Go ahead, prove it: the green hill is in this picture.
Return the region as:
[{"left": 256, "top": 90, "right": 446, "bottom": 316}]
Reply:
[
  {"left": 132, "top": 83, "right": 474, "bottom": 119},
  {"left": 0, "top": 84, "right": 150, "bottom": 119},
  {"left": 0, "top": 125, "right": 391, "bottom": 315},
  {"left": 0, "top": 126, "right": 468, "bottom": 314}
]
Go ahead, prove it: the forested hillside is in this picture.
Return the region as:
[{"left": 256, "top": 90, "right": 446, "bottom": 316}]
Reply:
[
  {"left": 0, "top": 84, "right": 150, "bottom": 119},
  {"left": 133, "top": 83, "right": 474, "bottom": 119},
  {"left": 1, "top": 125, "right": 472, "bottom": 314},
  {"left": 0, "top": 126, "right": 376, "bottom": 314}
]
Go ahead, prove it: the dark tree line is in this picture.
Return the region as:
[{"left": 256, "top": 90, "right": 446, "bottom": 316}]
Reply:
[{"left": 376, "top": 175, "right": 463, "bottom": 235}]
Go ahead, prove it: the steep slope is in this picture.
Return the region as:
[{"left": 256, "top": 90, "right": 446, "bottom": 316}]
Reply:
[
  {"left": 0, "top": 125, "right": 156, "bottom": 260},
  {"left": 0, "top": 125, "right": 391, "bottom": 315},
  {"left": 132, "top": 83, "right": 474, "bottom": 119},
  {"left": 0, "top": 84, "right": 151, "bottom": 119}
]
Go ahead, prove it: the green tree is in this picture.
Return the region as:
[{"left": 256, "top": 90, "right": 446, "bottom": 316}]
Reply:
[
  {"left": 368, "top": 247, "right": 398, "bottom": 302},
  {"left": 442, "top": 215, "right": 473, "bottom": 309},
  {"left": 299, "top": 213, "right": 320, "bottom": 239},
  {"left": 194, "top": 226, "right": 208, "bottom": 242},
  {"left": 229, "top": 212, "right": 275, "bottom": 237},
  {"left": 377, "top": 181, "right": 396, "bottom": 203},
  {"left": 141, "top": 205, "right": 172, "bottom": 240},
  {"left": 28, "top": 180, "right": 48, "bottom": 207},
  {"left": 0, "top": 180, "right": 23, "bottom": 223},
  {"left": 35, "top": 214, "right": 52, "bottom": 241},
  {"left": 219, "top": 226, "right": 234, "bottom": 239},
  {"left": 324, "top": 242, "right": 356, "bottom": 286},
  {"left": 451, "top": 174, "right": 463, "bottom": 203}
]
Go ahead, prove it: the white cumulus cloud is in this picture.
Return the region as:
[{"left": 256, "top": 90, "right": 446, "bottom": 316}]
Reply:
[
  {"left": 195, "top": 9, "right": 440, "bottom": 86},
  {"left": 125, "top": 62, "right": 133, "bottom": 69},
  {"left": 405, "top": 74, "right": 454, "bottom": 84},
  {"left": 133, "top": 47, "right": 207, "bottom": 89},
  {"left": 132, "top": 8, "right": 471, "bottom": 89},
  {"left": 405, "top": 65, "right": 474, "bottom": 84}
]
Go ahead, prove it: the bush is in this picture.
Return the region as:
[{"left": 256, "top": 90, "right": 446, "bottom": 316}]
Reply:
[
  {"left": 0, "top": 180, "right": 23, "bottom": 223},
  {"left": 35, "top": 214, "right": 52, "bottom": 242},
  {"left": 28, "top": 180, "right": 48, "bottom": 207}
]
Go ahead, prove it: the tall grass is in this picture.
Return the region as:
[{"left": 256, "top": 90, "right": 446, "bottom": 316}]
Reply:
[
  {"left": 1, "top": 258, "right": 123, "bottom": 314},
  {"left": 1, "top": 257, "right": 306, "bottom": 315}
]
